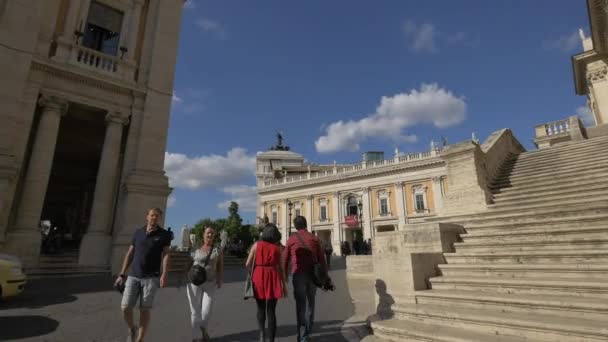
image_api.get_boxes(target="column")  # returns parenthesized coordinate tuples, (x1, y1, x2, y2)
(361, 187, 372, 239)
(54, 0, 84, 62)
(7, 95, 68, 266)
(394, 182, 406, 229)
(126, 0, 144, 61)
(259, 201, 266, 224)
(282, 199, 290, 243)
(331, 192, 341, 254)
(79, 112, 128, 266)
(306, 195, 313, 230)
(431, 177, 444, 215)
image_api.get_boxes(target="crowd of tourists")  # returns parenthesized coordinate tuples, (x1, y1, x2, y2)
(113, 208, 332, 342)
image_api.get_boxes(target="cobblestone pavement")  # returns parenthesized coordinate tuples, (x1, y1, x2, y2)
(0, 258, 354, 342)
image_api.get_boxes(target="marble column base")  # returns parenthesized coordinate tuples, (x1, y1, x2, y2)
(4, 230, 42, 267)
(78, 233, 112, 267)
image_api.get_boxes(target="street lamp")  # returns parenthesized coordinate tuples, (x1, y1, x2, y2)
(288, 200, 293, 235)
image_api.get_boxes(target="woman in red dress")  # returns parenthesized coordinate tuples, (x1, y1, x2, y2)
(246, 223, 287, 342)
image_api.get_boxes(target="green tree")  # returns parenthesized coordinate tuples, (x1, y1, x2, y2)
(225, 201, 243, 239)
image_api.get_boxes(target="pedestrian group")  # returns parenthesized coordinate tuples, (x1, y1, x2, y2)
(114, 208, 331, 342)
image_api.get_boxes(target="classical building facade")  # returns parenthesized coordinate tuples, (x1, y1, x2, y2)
(0, 0, 184, 272)
(256, 137, 449, 252)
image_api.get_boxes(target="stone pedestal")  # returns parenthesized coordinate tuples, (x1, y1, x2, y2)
(440, 141, 492, 215)
(372, 223, 463, 310)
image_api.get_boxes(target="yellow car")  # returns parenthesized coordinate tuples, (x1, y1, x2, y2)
(0, 253, 26, 299)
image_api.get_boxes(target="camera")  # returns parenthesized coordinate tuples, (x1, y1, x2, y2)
(321, 277, 335, 292)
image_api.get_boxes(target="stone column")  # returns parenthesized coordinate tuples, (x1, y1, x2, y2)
(361, 187, 372, 239)
(306, 195, 313, 230)
(282, 199, 290, 243)
(79, 112, 128, 266)
(6, 95, 68, 266)
(431, 177, 444, 215)
(394, 182, 406, 230)
(126, 0, 144, 61)
(332, 192, 341, 253)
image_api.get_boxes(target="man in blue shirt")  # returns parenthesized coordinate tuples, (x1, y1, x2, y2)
(114, 208, 171, 342)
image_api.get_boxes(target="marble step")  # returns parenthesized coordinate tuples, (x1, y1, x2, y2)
(392, 303, 608, 341)
(488, 193, 608, 211)
(499, 150, 608, 175)
(428, 277, 608, 299)
(492, 180, 608, 203)
(459, 213, 608, 230)
(492, 162, 608, 188)
(443, 250, 608, 264)
(461, 225, 608, 243)
(437, 263, 608, 281)
(501, 143, 608, 169)
(514, 135, 608, 161)
(429, 202, 608, 226)
(371, 318, 528, 342)
(416, 289, 608, 320)
(490, 169, 607, 193)
(454, 237, 608, 253)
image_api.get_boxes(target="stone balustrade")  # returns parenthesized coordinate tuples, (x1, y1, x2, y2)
(72, 45, 121, 75)
(534, 115, 587, 149)
(261, 148, 442, 188)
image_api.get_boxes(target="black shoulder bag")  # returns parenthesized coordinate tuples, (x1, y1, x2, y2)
(294, 232, 328, 288)
(188, 247, 213, 286)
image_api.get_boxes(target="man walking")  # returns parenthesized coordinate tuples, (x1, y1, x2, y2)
(283, 216, 327, 342)
(114, 208, 172, 342)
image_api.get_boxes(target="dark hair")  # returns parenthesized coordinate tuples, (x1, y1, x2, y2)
(261, 223, 281, 243)
(293, 216, 307, 230)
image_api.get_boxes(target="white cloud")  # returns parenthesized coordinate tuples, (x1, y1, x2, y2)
(184, 0, 196, 9)
(576, 105, 595, 126)
(164, 148, 256, 190)
(167, 194, 177, 208)
(217, 185, 258, 213)
(172, 91, 183, 105)
(403, 20, 438, 53)
(315, 84, 467, 153)
(171, 88, 207, 115)
(542, 31, 580, 53)
(196, 18, 228, 39)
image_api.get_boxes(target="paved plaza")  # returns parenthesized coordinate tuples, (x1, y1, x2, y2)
(0, 258, 360, 342)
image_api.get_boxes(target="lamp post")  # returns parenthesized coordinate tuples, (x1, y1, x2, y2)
(288, 200, 293, 235)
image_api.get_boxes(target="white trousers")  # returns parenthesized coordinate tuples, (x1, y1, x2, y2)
(186, 281, 216, 339)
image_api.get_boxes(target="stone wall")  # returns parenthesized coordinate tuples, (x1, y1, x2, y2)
(346, 255, 373, 278)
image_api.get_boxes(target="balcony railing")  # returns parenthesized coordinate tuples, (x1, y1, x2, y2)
(72, 45, 121, 75)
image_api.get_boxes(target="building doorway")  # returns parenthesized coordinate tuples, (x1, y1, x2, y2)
(39, 105, 108, 254)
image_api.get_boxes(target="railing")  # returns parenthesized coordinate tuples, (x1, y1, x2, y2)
(543, 119, 570, 136)
(71, 45, 121, 75)
(261, 147, 443, 188)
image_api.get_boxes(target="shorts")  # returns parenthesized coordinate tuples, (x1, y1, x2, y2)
(121, 276, 159, 309)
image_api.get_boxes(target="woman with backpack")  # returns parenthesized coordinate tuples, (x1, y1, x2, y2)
(187, 226, 224, 342)
(245, 223, 287, 342)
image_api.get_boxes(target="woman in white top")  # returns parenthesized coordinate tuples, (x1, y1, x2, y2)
(187, 226, 224, 342)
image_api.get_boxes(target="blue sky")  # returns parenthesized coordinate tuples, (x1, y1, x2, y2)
(164, 0, 592, 234)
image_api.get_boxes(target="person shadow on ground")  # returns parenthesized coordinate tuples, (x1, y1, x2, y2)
(374, 279, 394, 320)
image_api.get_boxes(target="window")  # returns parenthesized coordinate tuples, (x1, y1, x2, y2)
(415, 194, 425, 211)
(347, 196, 359, 216)
(82, 1, 123, 55)
(320, 206, 327, 220)
(271, 205, 278, 224)
(295, 202, 301, 217)
(380, 198, 388, 215)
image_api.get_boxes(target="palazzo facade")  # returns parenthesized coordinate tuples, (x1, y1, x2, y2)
(0, 0, 184, 272)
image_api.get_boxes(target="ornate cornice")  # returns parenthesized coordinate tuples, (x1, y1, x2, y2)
(587, 65, 608, 83)
(258, 158, 445, 194)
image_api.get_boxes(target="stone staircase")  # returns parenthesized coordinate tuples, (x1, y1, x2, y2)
(25, 249, 110, 279)
(370, 136, 608, 341)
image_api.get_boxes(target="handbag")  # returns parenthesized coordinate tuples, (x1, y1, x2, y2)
(294, 232, 328, 288)
(188, 247, 213, 286)
(243, 244, 257, 300)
